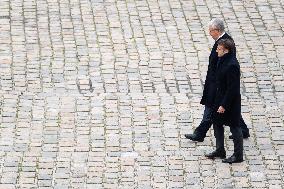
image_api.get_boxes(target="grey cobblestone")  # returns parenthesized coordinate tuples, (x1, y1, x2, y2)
(0, 0, 284, 188)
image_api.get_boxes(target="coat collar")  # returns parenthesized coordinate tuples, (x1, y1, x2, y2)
(216, 33, 228, 42)
(216, 32, 226, 41)
(217, 52, 233, 67)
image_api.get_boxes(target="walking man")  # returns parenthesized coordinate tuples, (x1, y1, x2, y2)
(185, 18, 250, 142)
(205, 38, 243, 163)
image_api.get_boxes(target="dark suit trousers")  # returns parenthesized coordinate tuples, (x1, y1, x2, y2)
(194, 106, 213, 138)
(194, 106, 249, 138)
(213, 122, 243, 158)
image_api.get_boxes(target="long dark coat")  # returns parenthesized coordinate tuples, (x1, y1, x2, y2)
(212, 53, 241, 126)
(200, 33, 235, 107)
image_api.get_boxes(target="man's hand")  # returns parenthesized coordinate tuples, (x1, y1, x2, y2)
(217, 106, 225, 113)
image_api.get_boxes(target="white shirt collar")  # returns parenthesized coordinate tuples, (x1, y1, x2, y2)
(216, 32, 226, 41)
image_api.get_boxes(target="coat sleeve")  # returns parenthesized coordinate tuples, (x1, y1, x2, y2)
(220, 65, 240, 110)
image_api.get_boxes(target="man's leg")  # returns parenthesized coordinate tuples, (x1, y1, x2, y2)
(229, 125, 243, 158)
(213, 123, 225, 152)
(185, 106, 213, 141)
(229, 115, 250, 139)
(193, 106, 213, 138)
(205, 123, 226, 159)
(222, 125, 243, 163)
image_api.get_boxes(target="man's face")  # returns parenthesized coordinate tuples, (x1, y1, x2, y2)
(209, 26, 221, 40)
(216, 45, 228, 57)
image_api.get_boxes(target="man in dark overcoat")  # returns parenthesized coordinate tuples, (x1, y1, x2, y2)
(205, 38, 243, 163)
(185, 18, 250, 142)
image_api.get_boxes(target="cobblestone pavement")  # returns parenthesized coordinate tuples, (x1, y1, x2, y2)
(0, 0, 284, 188)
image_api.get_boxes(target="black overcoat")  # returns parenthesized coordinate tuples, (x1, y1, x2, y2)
(212, 53, 241, 126)
(200, 33, 235, 107)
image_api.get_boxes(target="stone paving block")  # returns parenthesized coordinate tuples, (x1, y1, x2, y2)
(0, 185, 16, 189)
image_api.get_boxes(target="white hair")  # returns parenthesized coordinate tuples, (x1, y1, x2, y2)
(209, 18, 225, 32)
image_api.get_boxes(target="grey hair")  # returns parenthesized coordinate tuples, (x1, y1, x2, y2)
(209, 18, 225, 32)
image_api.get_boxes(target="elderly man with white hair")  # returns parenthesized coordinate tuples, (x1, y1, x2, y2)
(184, 18, 250, 143)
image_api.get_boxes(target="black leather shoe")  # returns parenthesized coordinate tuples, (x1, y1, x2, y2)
(222, 155, 243, 164)
(205, 150, 226, 159)
(184, 134, 204, 142)
(229, 133, 250, 139)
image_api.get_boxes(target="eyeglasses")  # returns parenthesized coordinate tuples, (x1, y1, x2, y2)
(217, 46, 224, 51)
(209, 29, 217, 33)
